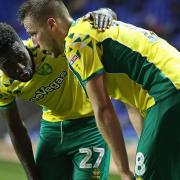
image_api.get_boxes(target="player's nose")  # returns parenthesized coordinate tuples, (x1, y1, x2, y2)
(16, 63, 26, 73)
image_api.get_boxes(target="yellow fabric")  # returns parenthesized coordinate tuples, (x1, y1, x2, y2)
(65, 19, 180, 116)
(105, 73, 154, 117)
(0, 39, 93, 122)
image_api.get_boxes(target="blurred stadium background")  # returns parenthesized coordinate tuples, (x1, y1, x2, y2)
(0, 0, 179, 179)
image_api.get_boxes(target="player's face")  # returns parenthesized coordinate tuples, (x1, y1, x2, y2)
(0, 41, 34, 82)
(23, 16, 61, 57)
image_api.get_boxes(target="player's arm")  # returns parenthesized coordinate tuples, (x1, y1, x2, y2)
(83, 8, 117, 31)
(86, 75, 133, 180)
(65, 35, 132, 179)
(0, 101, 38, 180)
(125, 104, 143, 138)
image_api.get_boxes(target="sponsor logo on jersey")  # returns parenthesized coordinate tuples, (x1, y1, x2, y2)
(30, 71, 67, 102)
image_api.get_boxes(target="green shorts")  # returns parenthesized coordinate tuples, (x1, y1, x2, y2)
(35, 116, 110, 180)
(135, 91, 180, 180)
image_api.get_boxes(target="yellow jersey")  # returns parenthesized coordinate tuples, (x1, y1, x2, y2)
(0, 39, 93, 122)
(65, 19, 180, 116)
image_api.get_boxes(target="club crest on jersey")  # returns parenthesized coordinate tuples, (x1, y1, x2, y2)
(37, 63, 53, 75)
(69, 55, 79, 65)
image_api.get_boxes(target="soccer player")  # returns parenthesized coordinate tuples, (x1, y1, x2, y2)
(19, 0, 180, 180)
(0, 8, 117, 180)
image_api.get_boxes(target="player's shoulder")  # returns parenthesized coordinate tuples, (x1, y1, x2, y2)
(23, 38, 34, 48)
(71, 18, 93, 33)
(23, 38, 39, 57)
(66, 18, 98, 43)
(0, 70, 4, 86)
(22, 39, 49, 65)
(0, 70, 12, 89)
(0, 70, 7, 81)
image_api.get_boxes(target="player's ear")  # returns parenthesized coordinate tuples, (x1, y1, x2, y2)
(47, 18, 57, 31)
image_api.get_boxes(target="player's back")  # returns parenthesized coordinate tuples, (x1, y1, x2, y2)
(65, 18, 180, 112)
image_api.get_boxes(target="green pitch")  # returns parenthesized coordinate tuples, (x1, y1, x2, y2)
(0, 160, 120, 180)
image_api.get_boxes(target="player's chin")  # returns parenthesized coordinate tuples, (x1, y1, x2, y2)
(18, 72, 33, 82)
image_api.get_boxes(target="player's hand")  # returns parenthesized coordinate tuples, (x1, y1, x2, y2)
(83, 9, 113, 31)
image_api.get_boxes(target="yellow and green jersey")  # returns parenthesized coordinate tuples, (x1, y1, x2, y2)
(0, 39, 93, 122)
(65, 18, 180, 116)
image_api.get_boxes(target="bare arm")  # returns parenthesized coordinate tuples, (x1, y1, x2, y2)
(125, 104, 143, 138)
(86, 75, 133, 180)
(1, 101, 38, 180)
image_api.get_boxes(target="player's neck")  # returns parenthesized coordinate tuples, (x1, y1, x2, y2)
(55, 17, 73, 53)
(59, 17, 73, 39)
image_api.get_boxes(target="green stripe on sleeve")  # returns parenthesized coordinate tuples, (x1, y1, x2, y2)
(0, 99, 16, 110)
(83, 68, 105, 83)
(101, 38, 176, 102)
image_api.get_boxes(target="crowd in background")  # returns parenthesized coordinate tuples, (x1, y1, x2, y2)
(66, 0, 180, 50)
(1, 0, 180, 49)
(0, 0, 179, 141)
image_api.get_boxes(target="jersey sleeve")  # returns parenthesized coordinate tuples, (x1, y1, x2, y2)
(0, 87, 15, 109)
(0, 72, 15, 109)
(0, 94, 15, 109)
(65, 33, 105, 84)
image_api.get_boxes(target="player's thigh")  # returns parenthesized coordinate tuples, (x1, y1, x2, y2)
(71, 123, 110, 180)
(156, 102, 180, 180)
(72, 144, 110, 180)
(134, 106, 159, 180)
(35, 120, 72, 180)
(135, 97, 180, 180)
